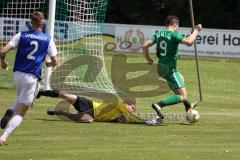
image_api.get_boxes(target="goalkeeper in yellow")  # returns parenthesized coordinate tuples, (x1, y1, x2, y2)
(142, 15, 202, 121)
(37, 89, 141, 123)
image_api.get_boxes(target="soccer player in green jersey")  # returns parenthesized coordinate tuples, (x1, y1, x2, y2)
(142, 15, 202, 121)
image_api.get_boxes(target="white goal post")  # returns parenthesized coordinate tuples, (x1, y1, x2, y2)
(44, 0, 56, 90)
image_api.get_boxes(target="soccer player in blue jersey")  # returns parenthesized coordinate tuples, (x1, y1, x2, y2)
(0, 12, 58, 146)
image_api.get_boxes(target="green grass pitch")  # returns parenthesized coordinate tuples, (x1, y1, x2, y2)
(0, 51, 240, 160)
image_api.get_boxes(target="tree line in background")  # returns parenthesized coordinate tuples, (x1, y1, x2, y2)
(105, 0, 240, 30)
(0, 0, 239, 29)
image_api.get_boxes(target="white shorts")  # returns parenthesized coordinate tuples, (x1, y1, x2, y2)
(14, 71, 39, 107)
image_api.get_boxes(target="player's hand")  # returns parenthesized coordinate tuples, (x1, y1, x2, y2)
(1, 60, 8, 70)
(45, 60, 58, 67)
(45, 61, 52, 67)
(195, 24, 202, 32)
(147, 58, 154, 65)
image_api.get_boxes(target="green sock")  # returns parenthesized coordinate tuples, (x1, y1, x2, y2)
(160, 95, 181, 107)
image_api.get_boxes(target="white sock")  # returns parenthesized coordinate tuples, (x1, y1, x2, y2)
(0, 115, 23, 141)
(154, 103, 162, 110)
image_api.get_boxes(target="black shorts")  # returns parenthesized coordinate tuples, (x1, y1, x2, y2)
(73, 96, 94, 118)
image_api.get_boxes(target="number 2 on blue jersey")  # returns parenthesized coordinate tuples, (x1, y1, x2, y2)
(27, 41, 39, 60)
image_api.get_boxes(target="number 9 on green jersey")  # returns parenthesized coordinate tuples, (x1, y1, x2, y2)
(151, 30, 185, 69)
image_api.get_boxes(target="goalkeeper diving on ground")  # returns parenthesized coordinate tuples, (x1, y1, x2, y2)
(36, 89, 146, 124)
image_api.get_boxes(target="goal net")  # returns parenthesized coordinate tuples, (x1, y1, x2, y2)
(0, 0, 47, 46)
(0, 0, 116, 94)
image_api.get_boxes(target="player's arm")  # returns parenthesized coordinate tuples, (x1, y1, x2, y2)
(46, 38, 58, 67)
(182, 24, 202, 46)
(0, 44, 12, 70)
(142, 39, 154, 65)
(0, 32, 20, 70)
(0, 44, 12, 58)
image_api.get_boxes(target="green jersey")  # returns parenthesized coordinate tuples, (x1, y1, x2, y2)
(151, 30, 185, 69)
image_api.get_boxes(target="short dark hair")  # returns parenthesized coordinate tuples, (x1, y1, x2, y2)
(165, 15, 179, 26)
(31, 12, 45, 25)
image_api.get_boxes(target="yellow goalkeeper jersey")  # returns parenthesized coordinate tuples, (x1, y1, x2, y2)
(92, 102, 133, 122)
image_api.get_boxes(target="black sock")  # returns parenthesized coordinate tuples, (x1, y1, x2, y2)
(156, 101, 166, 108)
(183, 100, 191, 111)
(40, 89, 59, 98)
(152, 102, 165, 119)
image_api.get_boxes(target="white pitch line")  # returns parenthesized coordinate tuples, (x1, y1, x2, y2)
(200, 112, 240, 117)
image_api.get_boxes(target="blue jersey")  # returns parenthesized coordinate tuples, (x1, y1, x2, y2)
(13, 30, 51, 80)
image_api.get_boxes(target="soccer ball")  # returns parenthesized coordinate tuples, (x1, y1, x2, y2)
(186, 109, 200, 123)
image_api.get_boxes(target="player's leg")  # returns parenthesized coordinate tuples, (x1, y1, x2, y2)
(58, 90, 78, 105)
(152, 71, 184, 118)
(36, 89, 83, 113)
(36, 89, 59, 98)
(1, 108, 14, 129)
(152, 72, 197, 116)
(173, 87, 198, 111)
(46, 94, 94, 123)
(1, 99, 30, 129)
(174, 73, 198, 111)
(47, 110, 93, 123)
(71, 96, 94, 118)
(173, 86, 188, 108)
(56, 91, 92, 115)
(0, 72, 38, 145)
(0, 104, 28, 146)
(37, 89, 94, 118)
(1, 74, 24, 129)
(176, 73, 191, 111)
(152, 94, 182, 119)
(0, 71, 36, 129)
(36, 89, 78, 105)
